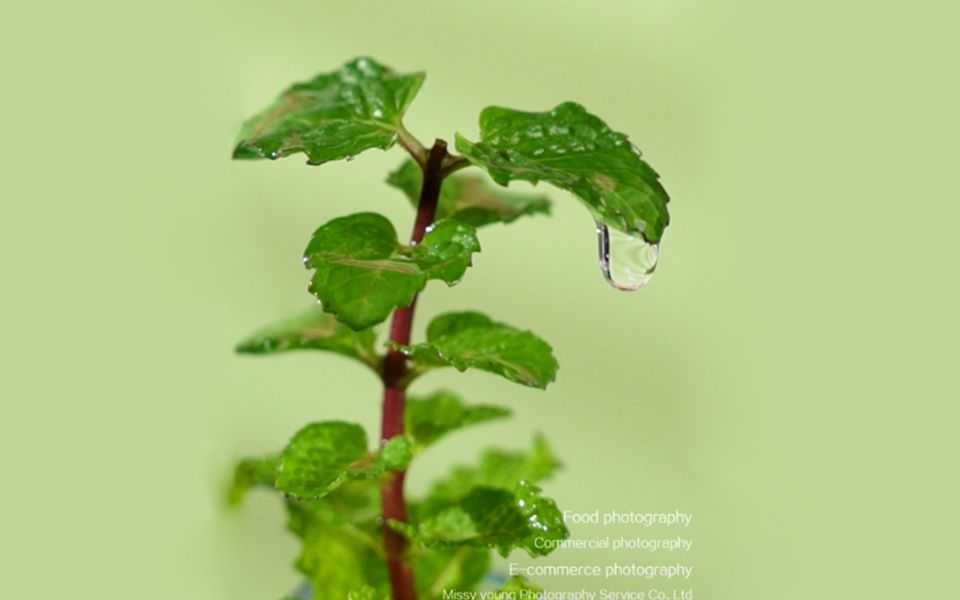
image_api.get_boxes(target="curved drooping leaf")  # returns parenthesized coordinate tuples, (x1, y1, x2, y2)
(395, 482, 568, 558)
(456, 102, 670, 243)
(235, 306, 379, 368)
(394, 312, 557, 389)
(228, 454, 278, 505)
(277, 421, 412, 499)
(233, 57, 424, 165)
(387, 159, 551, 227)
(304, 213, 480, 330)
(406, 390, 510, 448)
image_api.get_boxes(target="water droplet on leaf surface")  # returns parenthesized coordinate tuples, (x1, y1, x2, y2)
(596, 221, 659, 291)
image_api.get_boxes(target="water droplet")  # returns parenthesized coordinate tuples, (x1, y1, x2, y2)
(596, 221, 659, 291)
(344, 155, 354, 162)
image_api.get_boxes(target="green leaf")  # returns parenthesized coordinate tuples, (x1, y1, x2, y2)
(414, 547, 490, 598)
(406, 390, 510, 448)
(495, 577, 542, 595)
(347, 588, 390, 600)
(322, 481, 383, 523)
(379, 436, 414, 470)
(456, 102, 670, 243)
(401, 436, 563, 557)
(387, 159, 551, 227)
(304, 213, 480, 330)
(286, 499, 389, 598)
(395, 311, 557, 389)
(235, 306, 379, 368)
(277, 421, 412, 499)
(422, 435, 561, 507)
(233, 57, 424, 166)
(398, 482, 568, 558)
(228, 454, 278, 505)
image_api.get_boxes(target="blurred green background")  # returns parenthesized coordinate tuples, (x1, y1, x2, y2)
(1, 0, 957, 598)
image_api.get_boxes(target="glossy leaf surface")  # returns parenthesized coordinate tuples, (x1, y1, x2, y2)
(304, 213, 480, 330)
(277, 421, 412, 499)
(235, 306, 378, 368)
(233, 57, 424, 165)
(395, 312, 557, 389)
(387, 159, 551, 227)
(406, 390, 510, 448)
(456, 102, 670, 242)
(400, 436, 563, 557)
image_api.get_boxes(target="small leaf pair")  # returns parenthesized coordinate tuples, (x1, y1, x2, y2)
(303, 212, 480, 330)
(237, 307, 559, 390)
(234, 57, 669, 242)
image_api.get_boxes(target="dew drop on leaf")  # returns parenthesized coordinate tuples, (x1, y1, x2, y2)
(596, 221, 659, 291)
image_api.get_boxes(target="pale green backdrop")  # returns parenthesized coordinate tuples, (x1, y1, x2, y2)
(1, 1, 957, 598)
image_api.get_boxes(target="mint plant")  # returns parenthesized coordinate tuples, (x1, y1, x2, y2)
(228, 57, 670, 600)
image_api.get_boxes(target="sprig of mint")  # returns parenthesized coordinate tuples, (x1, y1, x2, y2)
(228, 57, 671, 600)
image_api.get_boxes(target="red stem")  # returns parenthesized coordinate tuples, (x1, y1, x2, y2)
(381, 139, 448, 600)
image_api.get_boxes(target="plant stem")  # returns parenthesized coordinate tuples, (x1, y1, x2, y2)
(380, 138, 449, 600)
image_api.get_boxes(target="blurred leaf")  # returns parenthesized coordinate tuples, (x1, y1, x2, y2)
(414, 547, 490, 598)
(387, 159, 551, 227)
(322, 481, 383, 523)
(395, 311, 557, 389)
(304, 213, 479, 330)
(421, 435, 560, 509)
(228, 454, 278, 505)
(406, 390, 510, 448)
(396, 482, 568, 558)
(378, 435, 414, 470)
(346, 587, 391, 600)
(456, 102, 670, 243)
(286, 499, 389, 599)
(495, 577, 542, 595)
(277, 421, 412, 499)
(233, 57, 424, 165)
(235, 306, 379, 368)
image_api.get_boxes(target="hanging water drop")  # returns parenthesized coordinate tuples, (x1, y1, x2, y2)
(596, 221, 659, 291)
